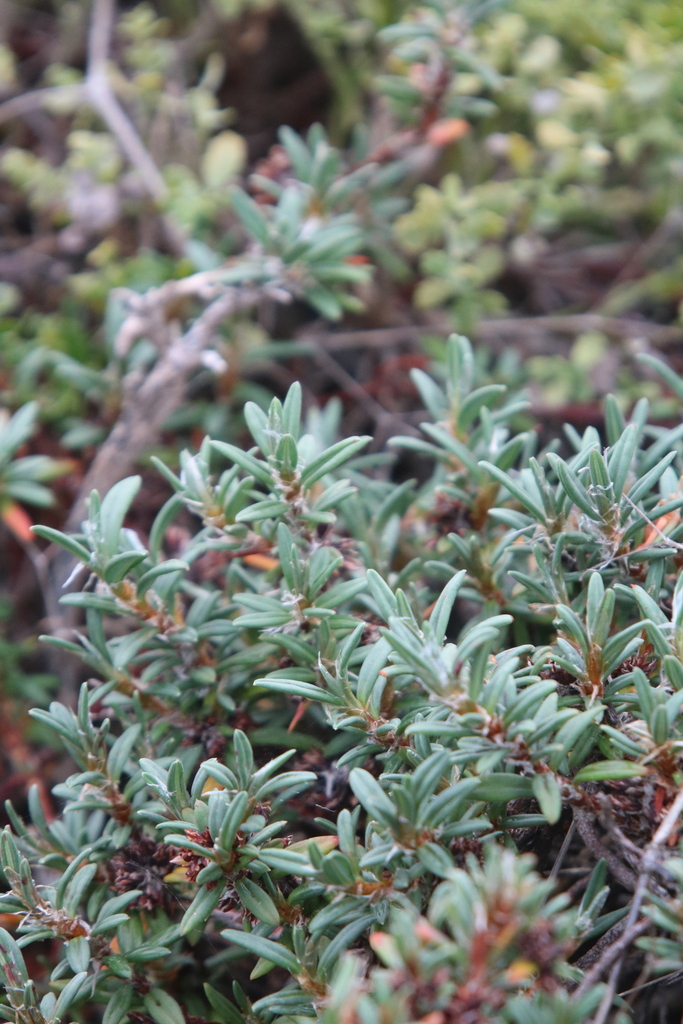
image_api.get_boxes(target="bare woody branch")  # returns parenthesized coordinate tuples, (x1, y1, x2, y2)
(61, 269, 277, 541)
(85, 0, 168, 203)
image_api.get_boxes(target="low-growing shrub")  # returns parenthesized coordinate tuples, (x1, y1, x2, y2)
(3, 336, 683, 1022)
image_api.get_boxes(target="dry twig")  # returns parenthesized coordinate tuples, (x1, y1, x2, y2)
(548, 819, 577, 883)
(61, 269, 271, 538)
(574, 918, 650, 992)
(580, 786, 683, 1024)
(574, 808, 639, 893)
(0, 0, 184, 250)
(0, 0, 164, 199)
(311, 347, 422, 443)
(0, 84, 86, 125)
(474, 314, 683, 351)
(302, 314, 683, 356)
(85, 0, 168, 203)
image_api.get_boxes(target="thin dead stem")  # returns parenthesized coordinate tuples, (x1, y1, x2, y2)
(0, 0, 184, 251)
(0, 85, 86, 124)
(300, 315, 683, 356)
(311, 346, 422, 442)
(549, 818, 576, 883)
(86, 0, 168, 202)
(621, 493, 683, 552)
(580, 786, 683, 1023)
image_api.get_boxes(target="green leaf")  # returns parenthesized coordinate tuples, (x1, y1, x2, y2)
(349, 768, 398, 826)
(54, 971, 89, 1019)
(96, 891, 141, 922)
(99, 476, 142, 558)
(366, 569, 399, 621)
(202, 131, 246, 187)
(235, 879, 280, 926)
(479, 462, 546, 522)
(548, 455, 600, 521)
(607, 423, 637, 500)
(573, 761, 648, 782)
(282, 382, 302, 439)
(0, 928, 28, 984)
(279, 125, 313, 179)
(0, 402, 37, 464)
(30, 525, 91, 563)
(64, 861, 98, 916)
(532, 773, 562, 824)
(628, 451, 677, 504)
(136, 559, 189, 597)
(637, 353, 683, 402)
(429, 570, 466, 644)
(230, 187, 270, 246)
(102, 986, 133, 1024)
(218, 790, 249, 851)
(106, 723, 141, 781)
(211, 440, 273, 486)
(180, 883, 225, 936)
(125, 945, 172, 963)
(144, 990, 187, 1024)
(457, 384, 505, 432)
(474, 773, 534, 802)
(221, 929, 300, 974)
(300, 436, 371, 487)
(55, 847, 93, 909)
(254, 677, 346, 704)
(256, 848, 317, 874)
(318, 913, 375, 975)
(204, 983, 245, 1024)
(410, 368, 447, 420)
(356, 636, 392, 705)
(424, 424, 481, 477)
(305, 284, 342, 320)
(103, 550, 147, 584)
(66, 936, 90, 974)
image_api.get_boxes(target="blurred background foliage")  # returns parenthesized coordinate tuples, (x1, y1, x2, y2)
(2, 0, 683, 440)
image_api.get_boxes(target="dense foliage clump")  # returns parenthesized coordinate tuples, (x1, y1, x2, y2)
(4, 336, 683, 1023)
